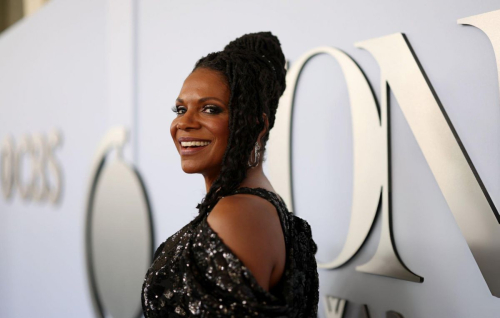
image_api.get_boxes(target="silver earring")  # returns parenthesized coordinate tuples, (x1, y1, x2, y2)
(248, 142, 261, 168)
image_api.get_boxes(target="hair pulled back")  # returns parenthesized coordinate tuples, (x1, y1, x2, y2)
(193, 31, 287, 216)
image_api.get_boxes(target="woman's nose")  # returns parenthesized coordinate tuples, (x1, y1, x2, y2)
(176, 110, 201, 130)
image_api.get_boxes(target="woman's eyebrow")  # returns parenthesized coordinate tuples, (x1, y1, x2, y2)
(176, 97, 227, 106)
(198, 97, 226, 105)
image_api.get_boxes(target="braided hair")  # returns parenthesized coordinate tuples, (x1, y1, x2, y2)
(193, 31, 287, 216)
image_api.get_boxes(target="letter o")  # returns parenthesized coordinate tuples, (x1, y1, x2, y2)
(266, 47, 382, 268)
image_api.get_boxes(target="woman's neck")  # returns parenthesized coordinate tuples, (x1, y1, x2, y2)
(203, 163, 275, 193)
(238, 164, 275, 192)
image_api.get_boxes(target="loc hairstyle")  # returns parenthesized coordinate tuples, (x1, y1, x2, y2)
(193, 31, 287, 216)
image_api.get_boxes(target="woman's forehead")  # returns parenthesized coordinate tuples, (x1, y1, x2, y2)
(179, 68, 229, 101)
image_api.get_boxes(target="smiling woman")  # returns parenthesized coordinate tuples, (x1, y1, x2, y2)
(170, 68, 230, 180)
(141, 32, 319, 317)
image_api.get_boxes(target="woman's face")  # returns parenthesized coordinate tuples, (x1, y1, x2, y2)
(170, 67, 230, 177)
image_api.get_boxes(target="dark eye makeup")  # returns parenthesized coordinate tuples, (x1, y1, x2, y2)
(202, 105, 223, 114)
(171, 105, 186, 114)
(171, 104, 223, 115)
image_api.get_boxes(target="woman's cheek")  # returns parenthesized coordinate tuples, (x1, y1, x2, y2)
(170, 120, 178, 140)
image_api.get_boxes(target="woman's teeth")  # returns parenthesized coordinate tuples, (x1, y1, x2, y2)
(181, 141, 211, 147)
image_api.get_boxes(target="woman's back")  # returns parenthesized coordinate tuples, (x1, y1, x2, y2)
(141, 187, 319, 317)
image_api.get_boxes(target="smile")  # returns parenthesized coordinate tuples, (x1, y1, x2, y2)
(178, 139, 212, 155)
(180, 141, 211, 147)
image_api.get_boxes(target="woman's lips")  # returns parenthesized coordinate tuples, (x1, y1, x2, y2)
(179, 143, 210, 155)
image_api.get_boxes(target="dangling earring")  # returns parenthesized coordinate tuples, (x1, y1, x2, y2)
(248, 142, 261, 168)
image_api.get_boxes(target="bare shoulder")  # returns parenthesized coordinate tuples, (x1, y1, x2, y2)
(208, 194, 280, 230)
(206, 193, 285, 291)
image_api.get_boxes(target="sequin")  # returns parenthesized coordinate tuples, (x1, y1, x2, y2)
(140, 187, 319, 317)
(175, 306, 186, 316)
(189, 300, 201, 315)
(164, 290, 173, 299)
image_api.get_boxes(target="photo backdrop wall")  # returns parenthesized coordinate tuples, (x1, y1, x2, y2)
(1, 0, 500, 317)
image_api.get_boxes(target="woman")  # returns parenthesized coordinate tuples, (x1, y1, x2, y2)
(141, 32, 319, 317)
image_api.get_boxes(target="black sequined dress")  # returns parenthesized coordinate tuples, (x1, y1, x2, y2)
(141, 187, 319, 317)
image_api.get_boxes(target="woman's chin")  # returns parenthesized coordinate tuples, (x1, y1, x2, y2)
(180, 162, 203, 174)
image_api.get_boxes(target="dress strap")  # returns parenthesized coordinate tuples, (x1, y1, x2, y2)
(227, 187, 283, 206)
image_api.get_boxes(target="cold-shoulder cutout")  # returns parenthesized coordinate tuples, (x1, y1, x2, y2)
(207, 192, 286, 292)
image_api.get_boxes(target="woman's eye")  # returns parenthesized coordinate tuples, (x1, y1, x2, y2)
(203, 105, 222, 114)
(171, 105, 186, 114)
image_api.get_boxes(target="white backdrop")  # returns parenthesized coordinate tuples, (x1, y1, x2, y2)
(0, 1, 108, 317)
(1, 0, 500, 317)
